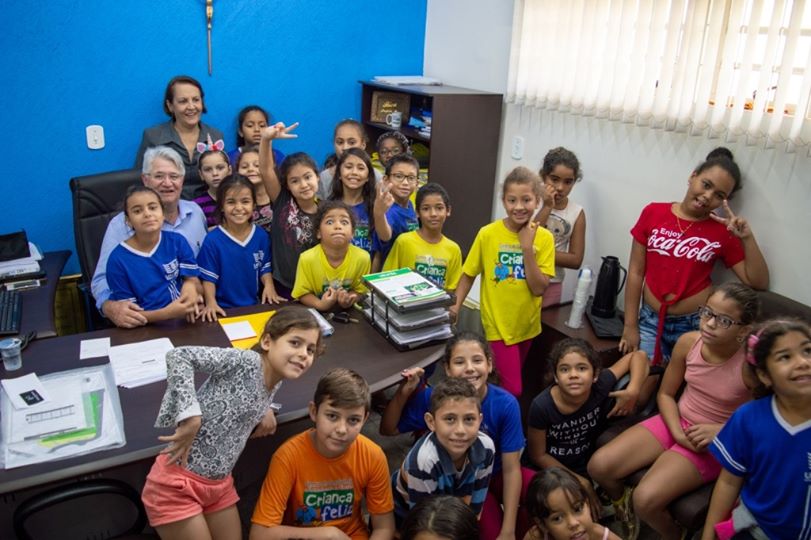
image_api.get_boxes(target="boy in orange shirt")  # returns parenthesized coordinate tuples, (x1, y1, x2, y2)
(250, 368, 395, 540)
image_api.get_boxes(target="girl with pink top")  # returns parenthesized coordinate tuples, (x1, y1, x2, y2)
(587, 282, 759, 540)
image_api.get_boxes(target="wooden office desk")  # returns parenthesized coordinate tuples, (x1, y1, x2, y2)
(17, 250, 70, 339)
(539, 303, 623, 365)
(0, 305, 443, 535)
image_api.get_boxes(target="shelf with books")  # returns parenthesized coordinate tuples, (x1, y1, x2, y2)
(360, 81, 502, 254)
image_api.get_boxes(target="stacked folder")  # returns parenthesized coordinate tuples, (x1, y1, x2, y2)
(362, 268, 454, 350)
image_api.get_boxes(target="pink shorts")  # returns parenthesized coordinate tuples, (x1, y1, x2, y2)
(141, 454, 239, 527)
(639, 414, 721, 482)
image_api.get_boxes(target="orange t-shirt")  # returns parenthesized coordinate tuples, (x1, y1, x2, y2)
(251, 429, 394, 539)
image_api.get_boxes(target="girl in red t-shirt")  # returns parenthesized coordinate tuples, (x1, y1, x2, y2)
(619, 147, 768, 370)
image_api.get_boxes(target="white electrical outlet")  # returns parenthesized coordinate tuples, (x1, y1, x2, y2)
(86, 125, 105, 150)
(511, 135, 524, 160)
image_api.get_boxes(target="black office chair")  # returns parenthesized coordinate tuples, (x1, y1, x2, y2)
(13, 479, 156, 539)
(70, 168, 142, 330)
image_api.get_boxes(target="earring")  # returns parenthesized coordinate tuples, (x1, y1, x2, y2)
(737, 335, 744, 343)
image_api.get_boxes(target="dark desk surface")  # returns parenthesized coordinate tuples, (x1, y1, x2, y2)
(541, 302, 622, 355)
(0, 304, 443, 494)
(18, 250, 70, 339)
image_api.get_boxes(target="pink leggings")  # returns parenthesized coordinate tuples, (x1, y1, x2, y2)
(489, 339, 533, 398)
(479, 466, 536, 540)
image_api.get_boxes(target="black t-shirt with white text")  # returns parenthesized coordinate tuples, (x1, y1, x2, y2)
(528, 369, 617, 476)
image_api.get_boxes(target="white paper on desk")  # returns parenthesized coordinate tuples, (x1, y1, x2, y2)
(220, 321, 257, 341)
(7, 378, 88, 443)
(1, 373, 51, 410)
(79, 337, 111, 360)
(108, 338, 174, 388)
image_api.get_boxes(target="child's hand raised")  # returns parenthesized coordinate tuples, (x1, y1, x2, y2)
(159, 415, 202, 467)
(397, 367, 425, 397)
(260, 121, 299, 141)
(518, 220, 538, 250)
(541, 183, 557, 207)
(710, 200, 752, 239)
(374, 181, 395, 214)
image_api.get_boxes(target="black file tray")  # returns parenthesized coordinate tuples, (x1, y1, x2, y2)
(363, 289, 455, 351)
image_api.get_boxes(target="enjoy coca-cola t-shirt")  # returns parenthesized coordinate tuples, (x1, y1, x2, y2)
(631, 202, 744, 303)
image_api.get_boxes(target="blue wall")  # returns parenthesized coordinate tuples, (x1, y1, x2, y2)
(1, 1, 426, 275)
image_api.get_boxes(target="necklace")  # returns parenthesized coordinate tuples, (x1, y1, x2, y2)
(675, 215, 695, 236)
(673, 203, 697, 236)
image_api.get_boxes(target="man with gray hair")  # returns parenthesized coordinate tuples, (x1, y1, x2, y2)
(91, 146, 207, 328)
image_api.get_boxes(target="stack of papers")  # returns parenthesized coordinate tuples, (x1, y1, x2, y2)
(373, 75, 442, 86)
(0, 242, 42, 280)
(219, 311, 274, 349)
(366, 304, 449, 331)
(364, 308, 453, 348)
(362, 268, 453, 349)
(108, 338, 174, 388)
(1, 364, 126, 469)
(364, 268, 451, 310)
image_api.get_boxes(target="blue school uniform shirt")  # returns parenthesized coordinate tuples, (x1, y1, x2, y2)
(91, 200, 207, 309)
(197, 225, 272, 308)
(398, 383, 525, 472)
(106, 231, 199, 310)
(392, 430, 496, 522)
(351, 202, 373, 255)
(710, 396, 811, 540)
(372, 201, 418, 262)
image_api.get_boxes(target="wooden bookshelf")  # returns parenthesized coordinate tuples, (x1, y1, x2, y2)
(360, 81, 503, 253)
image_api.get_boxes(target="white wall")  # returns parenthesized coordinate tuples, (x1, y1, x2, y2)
(424, 0, 811, 306)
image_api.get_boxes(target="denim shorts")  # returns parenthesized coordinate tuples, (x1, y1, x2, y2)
(638, 303, 699, 363)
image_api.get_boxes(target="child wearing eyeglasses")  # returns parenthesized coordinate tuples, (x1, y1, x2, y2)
(371, 154, 421, 271)
(375, 131, 411, 170)
(588, 282, 759, 540)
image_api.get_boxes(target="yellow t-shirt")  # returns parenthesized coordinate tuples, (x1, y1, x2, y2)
(292, 244, 371, 300)
(251, 430, 394, 539)
(462, 220, 555, 345)
(381, 231, 463, 291)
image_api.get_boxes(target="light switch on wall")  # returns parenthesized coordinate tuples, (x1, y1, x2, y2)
(86, 125, 105, 150)
(511, 135, 524, 160)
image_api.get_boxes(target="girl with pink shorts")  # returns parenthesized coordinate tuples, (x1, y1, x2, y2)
(141, 306, 323, 540)
(587, 282, 760, 540)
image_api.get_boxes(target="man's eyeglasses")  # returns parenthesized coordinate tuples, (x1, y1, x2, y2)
(697, 306, 744, 329)
(390, 172, 418, 184)
(149, 173, 183, 183)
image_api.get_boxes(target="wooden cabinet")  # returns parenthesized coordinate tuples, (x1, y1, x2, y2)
(360, 81, 503, 253)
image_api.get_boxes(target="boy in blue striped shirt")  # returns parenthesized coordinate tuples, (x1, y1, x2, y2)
(392, 377, 496, 525)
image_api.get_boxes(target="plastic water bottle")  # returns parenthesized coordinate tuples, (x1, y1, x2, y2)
(566, 267, 593, 329)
